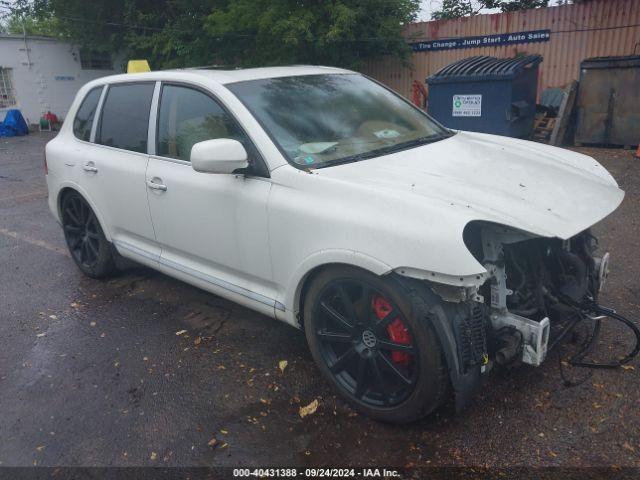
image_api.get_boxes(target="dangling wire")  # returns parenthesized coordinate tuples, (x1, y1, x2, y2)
(552, 296, 640, 380)
(569, 302, 640, 368)
(554, 313, 595, 387)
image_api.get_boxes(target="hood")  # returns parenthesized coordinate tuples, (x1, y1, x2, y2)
(316, 131, 624, 239)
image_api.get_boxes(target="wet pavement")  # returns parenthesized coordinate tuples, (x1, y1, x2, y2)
(0, 132, 639, 468)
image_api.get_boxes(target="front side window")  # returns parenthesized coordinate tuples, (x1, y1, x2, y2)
(227, 74, 452, 168)
(157, 85, 246, 161)
(97, 83, 154, 153)
(73, 87, 102, 141)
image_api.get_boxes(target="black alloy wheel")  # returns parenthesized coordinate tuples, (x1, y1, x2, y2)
(313, 279, 419, 407)
(304, 266, 448, 423)
(61, 191, 116, 278)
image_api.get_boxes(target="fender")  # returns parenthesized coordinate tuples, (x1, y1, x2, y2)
(278, 248, 392, 326)
(54, 180, 114, 242)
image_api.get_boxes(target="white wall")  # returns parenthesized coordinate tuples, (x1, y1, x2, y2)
(0, 35, 123, 125)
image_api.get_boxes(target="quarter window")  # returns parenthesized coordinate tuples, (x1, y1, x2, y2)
(157, 85, 246, 161)
(73, 87, 102, 141)
(97, 83, 154, 153)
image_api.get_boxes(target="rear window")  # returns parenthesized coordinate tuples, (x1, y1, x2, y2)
(97, 83, 154, 153)
(73, 87, 102, 141)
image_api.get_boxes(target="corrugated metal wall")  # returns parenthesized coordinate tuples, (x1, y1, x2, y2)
(361, 0, 640, 100)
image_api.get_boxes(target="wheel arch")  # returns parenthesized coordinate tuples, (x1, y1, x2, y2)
(292, 258, 485, 413)
(56, 183, 113, 241)
(284, 249, 392, 328)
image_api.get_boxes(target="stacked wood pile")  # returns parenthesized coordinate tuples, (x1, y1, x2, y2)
(531, 80, 578, 146)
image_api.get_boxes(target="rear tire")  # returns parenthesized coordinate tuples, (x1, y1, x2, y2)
(303, 266, 448, 423)
(61, 191, 116, 278)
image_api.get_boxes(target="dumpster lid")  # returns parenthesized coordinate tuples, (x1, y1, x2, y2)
(427, 55, 542, 84)
(581, 55, 640, 70)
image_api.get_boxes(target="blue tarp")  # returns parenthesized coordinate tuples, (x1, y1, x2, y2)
(0, 109, 29, 137)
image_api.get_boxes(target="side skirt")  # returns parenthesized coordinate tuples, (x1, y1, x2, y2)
(114, 239, 285, 317)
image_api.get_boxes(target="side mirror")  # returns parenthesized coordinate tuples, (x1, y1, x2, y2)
(190, 139, 249, 174)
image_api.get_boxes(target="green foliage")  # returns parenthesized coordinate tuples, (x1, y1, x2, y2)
(432, 0, 477, 20)
(493, 0, 548, 12)
(432, 0, 548, 20)
(204, 0, 420, 67)
(4, 13, 65, 37)
(17, 0, 420, 69)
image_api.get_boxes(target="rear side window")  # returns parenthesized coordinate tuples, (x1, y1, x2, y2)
(157, 85, 246, 161)
(73, 87, 102, 141)
(97, 83, 154, 153)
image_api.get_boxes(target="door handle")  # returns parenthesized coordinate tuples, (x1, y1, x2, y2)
(83, 162, 98, 173)
(147, 178, 167, 192)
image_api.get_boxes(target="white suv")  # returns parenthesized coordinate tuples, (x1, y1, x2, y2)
(45, 66, 623, 423)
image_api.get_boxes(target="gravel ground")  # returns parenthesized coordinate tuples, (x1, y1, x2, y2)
(0, 132, 638, 469)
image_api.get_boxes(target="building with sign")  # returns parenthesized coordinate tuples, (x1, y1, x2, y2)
(0, 34, 122, 125)
(361, 0, 640, 101)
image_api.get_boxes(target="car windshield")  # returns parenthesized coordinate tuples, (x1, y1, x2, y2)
(226, 73, 452, 168)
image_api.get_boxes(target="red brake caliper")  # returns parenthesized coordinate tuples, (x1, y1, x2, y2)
(371, 295, 412, 366)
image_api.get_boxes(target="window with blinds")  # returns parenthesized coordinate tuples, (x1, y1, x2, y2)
(0, 68, 17, 109)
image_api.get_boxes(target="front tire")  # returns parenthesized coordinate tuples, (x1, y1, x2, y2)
(61, 191, 116, 278)
(304, 266, 448, 423)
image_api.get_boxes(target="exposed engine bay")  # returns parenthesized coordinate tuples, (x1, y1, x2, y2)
(459, 222, 637, 370)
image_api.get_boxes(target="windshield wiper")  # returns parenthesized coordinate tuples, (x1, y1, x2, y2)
(313, 133, 454, 169)
(374, 134, 450, 155)
(313, 150, 379, 168)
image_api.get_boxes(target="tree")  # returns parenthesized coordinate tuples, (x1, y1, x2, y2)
(3, 12, 65, 37)
(204, 0, 422, 67)
(494, 0, 548, 12)
(431, 0, 478, 20)
(432, 0, 548, 20)
(16, 0, 421, 69)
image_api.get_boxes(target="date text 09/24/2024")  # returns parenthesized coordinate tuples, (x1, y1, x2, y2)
(232, 468, 400, 477)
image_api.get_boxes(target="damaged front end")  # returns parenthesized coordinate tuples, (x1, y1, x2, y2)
(466, 222, 608, 367)
(421, 222, 613, 410)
